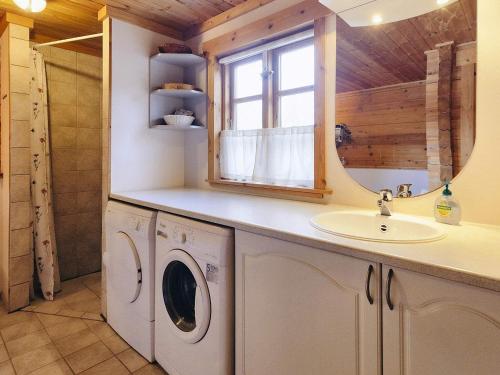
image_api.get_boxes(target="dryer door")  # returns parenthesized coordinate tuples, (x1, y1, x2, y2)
(108, 231, 142, 303)
(161, 249, 211, 344)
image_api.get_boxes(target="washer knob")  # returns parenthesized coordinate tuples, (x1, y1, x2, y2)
(181, 233, 187, 244)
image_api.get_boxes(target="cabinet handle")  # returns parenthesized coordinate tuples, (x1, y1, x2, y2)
(386, 268, 394, 310)
(365, 265, 374, 305)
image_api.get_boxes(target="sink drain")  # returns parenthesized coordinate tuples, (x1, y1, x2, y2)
(380, 224, 389, 233)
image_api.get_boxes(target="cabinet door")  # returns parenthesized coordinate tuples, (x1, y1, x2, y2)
(382, 265, 500, 375)
(236, 230, 380, 375)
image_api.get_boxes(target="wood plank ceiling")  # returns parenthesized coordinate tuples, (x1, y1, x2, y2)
(336, 0, 477, 93)
(0, 0, 248, 54)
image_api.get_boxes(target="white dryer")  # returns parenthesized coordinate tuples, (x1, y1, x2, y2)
(104, 201, 157, 361)
(155, 212, 234, 375)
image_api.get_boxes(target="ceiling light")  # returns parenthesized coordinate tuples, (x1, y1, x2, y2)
(13, 0, 47, 12)
(437, 0, 450, 5)
(372, 14, 383, 25)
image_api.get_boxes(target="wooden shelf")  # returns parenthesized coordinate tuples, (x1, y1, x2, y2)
(151, 124, 207, 131)
(150, 53, 206, 67)
(151, 89, 205, 99)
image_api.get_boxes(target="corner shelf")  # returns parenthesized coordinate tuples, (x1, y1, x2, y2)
(150, 124, 207, 131)
(151, 89, 205, 99)
(150, 53, 206, 67)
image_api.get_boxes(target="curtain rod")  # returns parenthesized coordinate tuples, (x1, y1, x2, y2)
(33, 33, 103, 48)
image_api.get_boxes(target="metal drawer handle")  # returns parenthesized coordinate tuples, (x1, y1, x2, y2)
(156, 230, 168, 239)
(386, 268, 394, 310)
(365, 265, 374, 305)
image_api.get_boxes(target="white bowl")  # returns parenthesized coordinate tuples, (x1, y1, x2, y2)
(164, 115, 195, 127)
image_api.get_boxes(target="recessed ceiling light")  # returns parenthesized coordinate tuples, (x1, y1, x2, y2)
(13, 0, 47, 12)
(372, 14, 383, 25)
(437, 0, 450, 5)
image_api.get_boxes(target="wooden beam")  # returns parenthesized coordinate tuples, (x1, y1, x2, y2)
(184, 0, 275, 40)
(97, 5, 183, 41)
(425, 42, 454, 190)
(0, 12, 33, 35)
(202, 0, 332, 56)
(314, 17, 326, 190)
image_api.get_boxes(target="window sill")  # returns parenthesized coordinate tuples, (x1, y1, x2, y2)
(209, 179, 332, 199)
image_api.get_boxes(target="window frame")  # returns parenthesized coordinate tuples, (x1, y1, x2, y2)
(205, 16, 330, 199)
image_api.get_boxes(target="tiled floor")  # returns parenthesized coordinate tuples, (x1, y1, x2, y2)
(0, 273, 166, 374)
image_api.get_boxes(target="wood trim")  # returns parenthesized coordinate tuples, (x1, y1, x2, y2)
(30, 33, 101, 56)
(0, 12, 34, 35)
(202, 0, 332, 56)
(97, 6, 183, 41)
(184, 0, 276, 40)
(209, 179, 331, 199)
(314, 18, 327, 190)
(207, 55, 223, 181)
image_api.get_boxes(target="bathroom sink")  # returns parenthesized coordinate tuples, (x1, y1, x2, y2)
(310, 210, 446, 243)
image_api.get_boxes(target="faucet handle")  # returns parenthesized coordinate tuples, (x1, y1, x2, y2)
(397, 184, 413, 198)
(379, 189, 393, 201)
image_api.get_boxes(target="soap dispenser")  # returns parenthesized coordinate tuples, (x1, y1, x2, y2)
(434, 183, 461, 225)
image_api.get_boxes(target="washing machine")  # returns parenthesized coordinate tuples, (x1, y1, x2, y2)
(104, 201, 157, 361)
(155, 212, 234, 375)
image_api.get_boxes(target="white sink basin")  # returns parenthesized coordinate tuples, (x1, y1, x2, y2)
(311, 210, 446, 243)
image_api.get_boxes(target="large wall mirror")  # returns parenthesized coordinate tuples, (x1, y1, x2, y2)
(335, 0, 477, 197)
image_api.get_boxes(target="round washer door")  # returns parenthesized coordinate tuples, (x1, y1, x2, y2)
(161, 249, 211, 344)
(108, 231, 142, 303)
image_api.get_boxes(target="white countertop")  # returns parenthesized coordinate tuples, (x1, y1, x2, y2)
(111, 188, 500, 292)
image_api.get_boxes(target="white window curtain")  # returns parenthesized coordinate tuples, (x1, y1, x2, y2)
(220, 126, 314, 188)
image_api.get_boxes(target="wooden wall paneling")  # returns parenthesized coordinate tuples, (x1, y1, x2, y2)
(184, 0, 276, 39)
(336, 81, 427, 170)
(202, 0, 332, 56)
(425, 42, 454, 190)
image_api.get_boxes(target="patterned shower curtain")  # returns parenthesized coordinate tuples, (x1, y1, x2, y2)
(30, 50, 61, 300)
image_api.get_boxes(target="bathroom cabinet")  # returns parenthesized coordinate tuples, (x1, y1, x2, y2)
(382, 265, 500, 375)
(235, 230, 380, 375)
(236, 231, 500, 375)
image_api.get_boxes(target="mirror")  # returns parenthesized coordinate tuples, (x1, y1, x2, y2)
(335, 0, 477, 197)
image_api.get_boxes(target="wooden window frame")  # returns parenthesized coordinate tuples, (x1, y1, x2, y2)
(204, 4, 331, 199)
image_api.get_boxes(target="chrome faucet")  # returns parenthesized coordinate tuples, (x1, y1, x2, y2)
(378, 189, 393, 216)
(397, 184, 413, 198)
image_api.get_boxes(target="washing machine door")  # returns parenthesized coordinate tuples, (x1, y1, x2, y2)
(108, 231, 142, 303)
(161, 249, 211, 344)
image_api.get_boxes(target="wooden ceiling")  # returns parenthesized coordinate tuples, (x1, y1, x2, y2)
(336, 0, 477, 93)
(0, 0, 257, 55)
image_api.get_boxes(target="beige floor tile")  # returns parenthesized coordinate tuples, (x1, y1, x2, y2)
(102, 334, 130, 355)
(65, 341, 113, 374)
(0, 312, 34, 329)
(61, 288, 97, 305)
(0, 344, 9, 362)
(80, 357, 129, 375)
(57, 309, 85, 318)
(36, 314, 74, 328)
(66, 297, 101, 314)
(6, 330, 51, 358)
(81, 312, 103, 321)
(81, 273, 101, 286)
(54, 328, 100, 357)
(133, 363, 168, 375)
(11, 343, 61, 375)
(0, 317, 43, 342)
(85, 321, 116, 340)
(87, 282, 102, 298)
(117, 348, 148, 373)
(0, 360, 15, 375)
(32, 299, 68, 315)
(28, 358, 73, 375)
(45, 318, 87, 341)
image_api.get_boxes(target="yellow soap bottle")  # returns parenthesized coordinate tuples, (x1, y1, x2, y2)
(434, 184, 461, 225)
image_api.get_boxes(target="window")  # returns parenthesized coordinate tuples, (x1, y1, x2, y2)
(204, 17, 329, 199)
(225, 37, 315, 130)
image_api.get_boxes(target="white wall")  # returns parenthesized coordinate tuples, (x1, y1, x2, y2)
(186, 0, 500, 226)
(110, 19, 185, 193)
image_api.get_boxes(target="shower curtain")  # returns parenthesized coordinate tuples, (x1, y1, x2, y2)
(30, 49, 61, 300)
